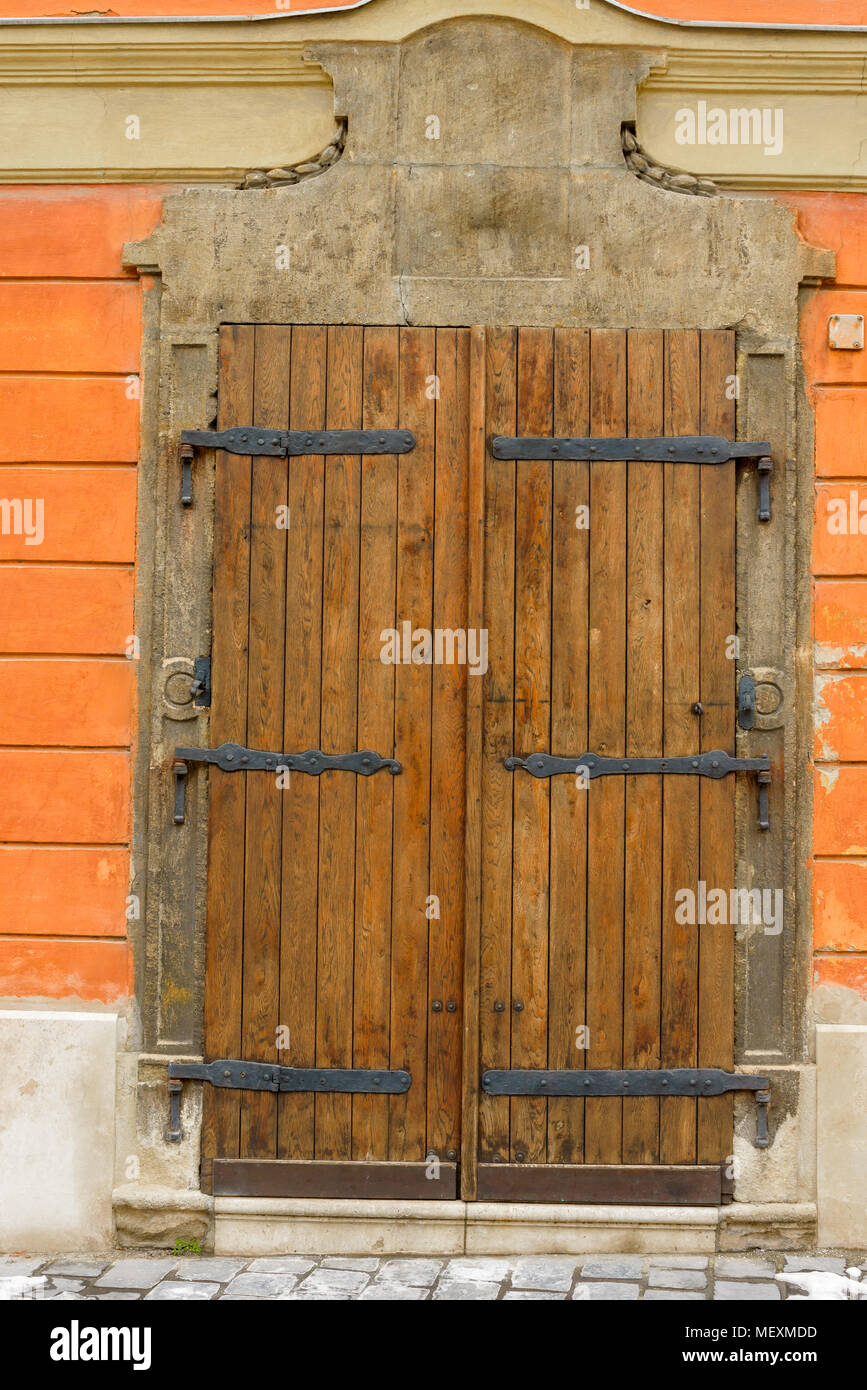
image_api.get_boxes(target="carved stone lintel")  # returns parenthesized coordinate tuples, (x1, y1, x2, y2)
(622, 124, 718, 198)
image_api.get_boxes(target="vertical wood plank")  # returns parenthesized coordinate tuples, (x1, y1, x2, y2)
(623, 329, 664, 1164)
(315, 325, 362, 1159)
(353, 327, 399, 1160)
(202, 325, 254, 1179)
(461, 325, 486, 1199)
(428, 328, 469, 1158)
(389, 328, 435, 1161)
(698, 329, 736, 1164)
(661, 329, 701, 1164)
(511, 327, 553, 1163)
(547, 329, 590, 1163)
(239, 325, 290, 1159)
(278, 325, 326, 1159)
(478, 327, 517, 1163)
(585, 329, 627, 1164)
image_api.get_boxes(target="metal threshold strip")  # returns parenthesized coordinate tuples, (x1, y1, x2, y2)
(491, 434, 773, 520)
(482, 1068, 771, 1148)
(505, 749, 772, 830)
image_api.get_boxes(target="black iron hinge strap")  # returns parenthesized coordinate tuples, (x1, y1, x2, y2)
(180, 427, 416, 506)
(170, 1059, 411, 1095)
(482, 1068, 771, 1148)
(491, 435, 773, 521)
(505, 749, 771, 831)
(172, 743, 401, 823)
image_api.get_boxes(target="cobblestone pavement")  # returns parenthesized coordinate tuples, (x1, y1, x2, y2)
(2, 1251, 865, 1301)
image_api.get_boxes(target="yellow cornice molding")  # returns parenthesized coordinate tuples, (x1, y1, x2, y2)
(0, 39, 329, 84)
(644, 47, 867, 93)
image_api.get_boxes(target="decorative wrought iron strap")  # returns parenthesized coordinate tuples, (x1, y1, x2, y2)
(491, 435, 769, 463)
(176, 741, 401, 776)
(482, 1068, 771, 1147)
(182, 427, 416, 457)
(481, 1068, 768, 1097)
(172, 743, 401, 823)
(180, 427, 416, 505)
(504, 750, 769, 780)
(169, 1059, 411, 1094)
(490, 434, 773, 521)
(505, 749, 772, 831)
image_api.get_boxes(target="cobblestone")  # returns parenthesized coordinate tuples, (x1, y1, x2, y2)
(1, 1249, 863, 1301)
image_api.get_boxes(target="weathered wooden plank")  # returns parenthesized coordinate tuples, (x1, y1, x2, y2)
(202, 325, 254, 1180)
(213, 1159, 457, 1200)
(476, 1163, 722, 1204)
(478, 327, 517, 1164)
(278, 325, 326, 1160)
(353, 326, 399, 1160)
(511, 327, 553, 1164)
(461, 325, 487, 1200)
(388, 328, 435, 1161)
(315, 325, 363, 1159)
(548, 327, 590, 1164)
(623, 329, 664, 1165)
(585, 329, 627, 1165)
(698, 329, 737, 1164)
(428, 328, 469, 1160)
(661, 329, 702, 1165)
(239, 325, 290, 1159)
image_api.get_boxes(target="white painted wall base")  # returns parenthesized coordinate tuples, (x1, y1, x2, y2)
(817, 1023, 867, 1247)
(0, 1009, 117, 1252)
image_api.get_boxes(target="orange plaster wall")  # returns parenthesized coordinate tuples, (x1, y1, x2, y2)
(783, 192, 867, 1001)
(0, 186, 164, 1004)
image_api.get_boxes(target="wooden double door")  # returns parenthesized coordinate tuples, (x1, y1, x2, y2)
(200, 323, 738, 1204)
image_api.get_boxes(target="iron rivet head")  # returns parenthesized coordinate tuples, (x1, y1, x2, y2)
(692, 702, 704, 716)
(241, 756, 249, 764)
(223, 1069, 231, 1078)
(379, 435, 386, 445)
(240, 1071, 246, 1079)
(584, 1079, 590, 1087)
(540, 1079, 547, 1088)
(662, 1079, 669, 1087)
(692, 759, 699, 768)
(515, 1151, 526, 1163)
(305, 435, 313, 446)
(668, 446, 675, 454)
(661, 760, 667, 769)
(590, 445, 597, 453)
(697, 447, 703, 454)
(623, 762, 630, 771)
(446, 999, 457, 1013)
(712, 759, 719, 768)
(446, 1149, 457, 1161)
(690, 1079, 697, 1087)
(494, 1000, 505, 1012)
(513, 1000, 524, 1012)
(241, 434, 248, 442)
(226, 753, 234, 762)
(257, 437, 265, 445)
(432, 1000, 443, 1012)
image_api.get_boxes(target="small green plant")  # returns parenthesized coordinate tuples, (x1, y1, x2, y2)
(172, 1237, 202, 1256)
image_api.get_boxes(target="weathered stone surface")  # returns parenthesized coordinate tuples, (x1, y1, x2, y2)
(96, 1259, 176, 1290)
(0, 1258, 45, 1276)
(113, 1183, 213, 1251)
(574, 1281, 640, 1300)
(433, 1280, 500, 1300)
(649, 1256, 709, 1270)
(648, 1268, 707, 1290)
(321, 1256, 379, 1272)
(643, 1290, 706, 1301)
(358, 1283, 427, 1300)
(298, 1268, 370, 1294)
(246, 1257, 316, 1275)
(580, 1257, 645, 1280)
(783, 1255, 847, 1274)
(715, 1280, 781, 1300)
(440, 1258, 513, 1283)
(45, 1260, 109, 1278)
(505, 1290, 567, 1300)
(45, 1277, 86, 1294)
(510, 1257, 576, 1292)
(173, 1257, 247, 1282)
(376, 1260, 443, 1286)
(222, 1273, 299, 1298)
(145, 1281, 220, 1300)
(715, 1256, 777, 1278)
